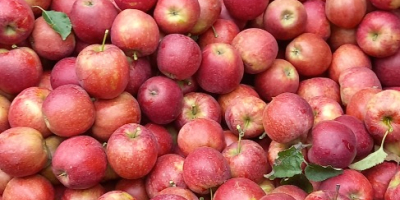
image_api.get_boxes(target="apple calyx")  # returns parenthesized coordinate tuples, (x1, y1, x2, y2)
(169, 180, 177, 187)
(126, 127, 141, 139)
(236, 125, 245, 154)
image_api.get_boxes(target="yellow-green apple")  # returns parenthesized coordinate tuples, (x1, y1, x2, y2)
(106, 123, 158, 179)
(98, 190, 135, 200)
(195, 43, 244, 94)
(0, 47, 42, 95)
(328, 44, 372, 83)
(285, 33, 332, 77)
(158, 187, 198, 200)
(39, 135, 65, 185)
(213, 177, 266, 200)
(345, 87, 382, 121)
(369, 0, 400, 10)
(364, 89, 400, 143)
(157, 34, 202, 80)
(113, 0, 157, 11)
(223, 0, 269, 21)
(111, 9, 160, 59)
(308, 96, 344, 127)
(50, 57, 79, 89)
(328, 25, 357, 51)
(255, 58, 299, 102)
(297, 77, 341, 104)
(225, 96, 267, 139)
(76, 43, 130, 100)
(115, 178, 149, 200)
(8, 86, 51, 137)
(231, 28, 279, 74)
(363, 161, 398, 200)
(145, 154, 186, 198)
(222, 139, 270, 184)
(52, 135, 107, 189)
(198, 19, 240, 49)
(69, 0, 118, 44)
(304, 190, 351, 200)
(0, 169, 11, 195)
(0, 127, 48, 177)
(373, 48, 400, 87)
(260, 193, 297, 200)
(262, 92, 314, 144)
(385, 170, 400, 200)
(189, 0, 222, 35)
(219, 0, 247, 30)
(0, 95, 10, 133)
(50, 0, 77, 16)
(175, 92, 221, 129)
(153, 0, 200, 34)
(125, 57, 152, 96)
(152, 194, 187, 200)
(0, 0, 35, 45)
(177, 118, 226, 156)
(29, 16, 76, 61)
(263, 0, 307, 41)
(325, 0, 367, 29)
(137, 76, 183, 125)
(307, 120, 357, 168)
(338, 67, 382, 107)
(319, 169, 374, 200)
(61, 184, 106, 200)
(272, 185, 307, 200)
(356, 10, 400, 58)
(2, 175, 54, 200)
(334, 115, 374, 160)
(144, 123, 174, 156)
(42, 84, 95, 137)
(182, 146, 231, 194)
(303, 0, 330, 40)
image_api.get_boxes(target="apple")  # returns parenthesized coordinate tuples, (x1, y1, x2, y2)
(218, 0, 247, 30)
(373, 48, 400, 87)
(52, 135, 107, 189)
(223, 0, 269, 21)
(176, 77, 199, 95)
(303, 0, 331, 40)
(38, 70, 53, 91)
(297, 77, 341, 104)
(0, 0, 35, 45)
(356, 10, 400, 58)
(263, 0, 308, 41)
(61, 184, 106, 200)
(195, 42, 244, 94)
(111, 9, 160, 59)
(308, 96, 344, 127)
(125, 57, 153, 96)
(113, 0, 157, 11)
(254, 58, 300, 102)
(325, 0, 367, 29)
(247, 12, 265, 29)
(369, 0, 400, 10)
(24, 0, 52, 17)
(189, 0, 222, 35)
(272, 185, 308, 200)
(0, 47, 43, 95)
(213, 177, 266, 200)
(115, 178, 149, 200)
(137, 76, 183, 125)
(50, 0, 77, 16)
(182, 146, 231, 194)
(153, 0, 201, 34)
(285, 33, 332, 77)
(106, 123, 158, 179)
(328, 25, 357, 51)
(2, 175, 54, 200)
(144, 123, 174, 157)
(363, 161, 398, 200)
(0, 95, 10, 133)
(145, 154, 186, 198)
(260, 193, 296, 200)
(304, 190, 351, 200)
(50, 57, 79, 89)
(258, 178, 276, 194)
(157, 34, 202, 80)
(345, 87, 382, 121)
(231, 28, 279, 74)
(0, 127, 48, 177)
(385, 170, 400, 200)
(42, 84, 95, 137)
(267, 141, 291, 169)
(39, 135, 65, 185)
(158, 187, 198, 200)
(69, 0, 118, 44)
(0, 169, 11, 195)
(151, 194, 187, 200)
(98, 190, 135, 200)
(263, 92, 314, 144)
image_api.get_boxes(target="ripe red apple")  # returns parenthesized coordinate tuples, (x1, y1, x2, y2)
(0, 169, 11, 195)
(195, 43, 244, 94)
(106, 123, 158, 179)
(39, 135, 65, 185)
(182, 146, 231, 194)
(373, 48, 400, 87)
(137, 76, 183, 125)
(50, 57, 79, 89)
(363, 161, 398, 200)
(356, 10, 400, 58)
(303, 0, 330, 40)
(98, 190, 135, 200)
(305, 190, 351, 200)
(61, 184, 105, 200)
(0, 95, 10, 133)
(189, 0, 222, 35)
(111, 9, 160, 59)
(369, 0, 400, 10)
(144, 123, 174, 157)
(328, 25, 357, 51)
(218, 0, 247, 30)
(272, 185, 308, 200)
(69, 0, 118, 44)
(0, 47, 43, 95)
(125, 57, 153, 96)
(158, 187, 198, 200)
(385, 170, 400, 200)
(0, 0, 35, 45)
(50, 0, 77, 16)
(153, 0, 201, 34)
(113, 0, 157, 11)
(37, 70, 52, 91)
(254, 58, 300, 102)
(263, 92, 314, 144)
(152, 194, 187, 200)
(260, 193, 296, 200)
(325, 0, 367, 29)
(175, 76, 199, 95)
(345, 87, 382, 121)
(0, 127, 48, 177)
(2, 175, 54, 200)
(213, 177, 266, 200)
(24, 0, 52, 17)
(52, 135, 107, 189)
(308, 96, 344, 127)
(297, 77, 341, 104)
(223, 0, 269, 21)
(42, 84, 95, 137)
(199, 18, 240, 49)
(263, 0, 308, 40)
(231, 28, 279, 74)
(115, 178, 149, 200)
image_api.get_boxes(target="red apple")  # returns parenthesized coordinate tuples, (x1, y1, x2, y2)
(125, 57, 153, 96)
(2, 175, 54, 200)
(98, 190, 135, 200)
(272, 185, 308, 200)
(115, 178, 149, 200)
(328, 25, 357, 51)
(113, 0, 157, 11)
(363, 161, 398, 200)
(25, 0, 52, 17)
(189, 0, 222, 35)
(176, 76, 199, 95)
(308, 96, 344, 127)
(305, 190, 351, 200)
(325, 0, 367, 29)
(369, 0, 400, 10)
(50, 0, 77, 16)
(223, 0, 269, 21)
(373, 48, 400, 87)
(152, 194, 187, 200)
(158, 187, 198, 200)
(297, 77, 341, 104)
(213, 177, 266, 200)
(144, 123, 174, 157)
(385, 170, 400, 200)
(345, 87, 382, 121)
(0, 169, 11, 195)
(260, 193, 296, 200)
(50, 57, 79, 89)
(0, 95, 10, 133)
(219, 0, 247, 30)
(37, 70, 52, 91)
(303, 0, 330, 40)
(61, 184, 106, 200)
(197, 19, 240, 49)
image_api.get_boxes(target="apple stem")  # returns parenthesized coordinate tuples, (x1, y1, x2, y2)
(101, 29, 109, 52)
(210, 188, 214, 200)
(102, 142, 107, 148)
(259, 132, 267, 139)
(169, 180, 176, 187)
(334, 184, 340, 200)
(236, 125, 245, 154)
(58, 172, 67, 177)
(211, 25, 218, 38)
(133, 51, 138, 61)
(11, 44, 18, 49)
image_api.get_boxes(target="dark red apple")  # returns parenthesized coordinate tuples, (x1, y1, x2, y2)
(363, 161, 398, 200)
(223, 0, 269, 21)
(124, 57, 153, 96)
(113, 0, 157, 11)
(197, 19, 240, 49)
(213, 177, 266, 200)
(373, 48, 400, 87)
(144, 123, 174, 157)
(50, 57, 79, 89)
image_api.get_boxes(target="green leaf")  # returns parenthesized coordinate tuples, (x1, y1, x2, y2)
(264, 145, 304, 180)
(42, 10, 72, 40)
(281, 174, 314, 193)
(305, 164, 343, 182)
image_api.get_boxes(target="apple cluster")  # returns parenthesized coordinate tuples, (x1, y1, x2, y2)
(1, 0, 400, 199)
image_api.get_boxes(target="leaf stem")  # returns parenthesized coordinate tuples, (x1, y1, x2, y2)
(101, 29, 109, 52)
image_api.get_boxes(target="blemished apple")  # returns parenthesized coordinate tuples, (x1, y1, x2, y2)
(363, 161, 398, 200)
(297, 77, 341, 104)
(0, 0, 35, 45)
(42, 84, 95, 137)
(231, 28, 279, 74)
(50, 57, 79, 89)
(0, 127, 48, 177)
(0, 47, 43, 95)
(263, 0, 308, 41)
(308, 96, 344, 127)
(125, 57, 153, 97)
(111, 9, 160, 59)
(272, 185, 308, 200)
(182, 146, 231, 194)
(303, 0, 331, 41)
(61, 184, 105, 200)
(2, 175, 54, 200)
(223, 0, 269, 21)
(197, 19, 240, 49)
(153, 0, 201, 34)
(52, 135, 107, 189)
(260, 193, 297, 200)
(189, 0, 222, 35)
(145, 154, 186, 198)
(325, 0, 367, 29)
(115, 178, 149, 200)
(157, 34, 202, 80)
(113, 0, 157, 11)
(0, 95, 10, 133)
(373, 48, 400, 87)
(345, 87, 382, 121)
(213, 177, 266, 200)
(98, 190, 135, 200)
(328, 25, 357, 51)
(158, 187, 198, 200)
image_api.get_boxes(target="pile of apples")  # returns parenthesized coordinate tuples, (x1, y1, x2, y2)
(1, 0, 400, 199)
